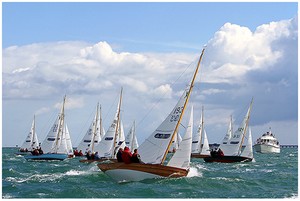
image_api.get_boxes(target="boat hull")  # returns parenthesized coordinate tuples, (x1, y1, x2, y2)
(253, 144, 280, 153)
(79, 158, 117, 163)
(204, 155, 253, 163)
(97, 162, 189, 182)
(24, 153, 68, 161)
(191, 153, 210, 158)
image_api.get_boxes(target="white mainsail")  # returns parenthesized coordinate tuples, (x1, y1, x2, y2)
(241, 127, 253, 159)
(94, 89, 122, 158)
(41, 96, 66, 154)
(77, 103, 101, 153)
(125, 121, 139, 151)
(20, 115, 39, 151)
(221, 100, 253, 156)
(115, 120, 126, 151)
(167, 106, 193, 169)
(64, 124, 73, 155)
(200, 129, 210, 155)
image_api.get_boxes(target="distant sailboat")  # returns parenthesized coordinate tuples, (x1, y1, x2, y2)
(125, 121, 139, 151)
(15, 115, 39, 155)
(204, 99, 254, 163)
(191, 106, 210, 158)
(97, 48, 205, 182)
(80, 88, 123, 163)
(168, 132, 182, 153)
(25, 96, 72, 161)
(76, 103, 104, 155)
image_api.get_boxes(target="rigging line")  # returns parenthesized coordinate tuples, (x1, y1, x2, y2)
(136, 56, 199, 129)
(73, 104, 95, 147)
(103, 90, 119, 125)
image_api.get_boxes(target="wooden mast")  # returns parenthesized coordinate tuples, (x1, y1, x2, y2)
(238, 98, 254, 155)
(112, 87, 123, 157)
(91, 102, 99, 153)
(161, 48, 205, 165)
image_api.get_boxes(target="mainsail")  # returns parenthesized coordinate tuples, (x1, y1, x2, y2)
(125, 121, 139, 151)
(20, 115, 39, 151)
(167, 106, 193, 169)
(138, 49, 205, 165)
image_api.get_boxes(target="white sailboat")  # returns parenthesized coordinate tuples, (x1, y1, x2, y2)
(76, 103, 103, 155)
(168, 132, 182, 153)
(25, 96, 70, 161)
(191, 106, 210, 158)
(97, 48, 205, 182)
(204, 99, 254, 163)
(80, 88, 123, 163)
(125, 121, 139, 151)
(16, 115, 39, 155)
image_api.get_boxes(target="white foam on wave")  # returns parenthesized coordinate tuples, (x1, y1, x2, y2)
(65, 169, 89, 176)
(187, 167, 203, 178)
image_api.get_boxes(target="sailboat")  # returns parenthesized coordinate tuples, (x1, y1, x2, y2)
(76, 103, 104, 156)
(168, 132, 182, 153)
(15, 115, 39, 155)
(25, 96, 71, 161)
(191, 106, 210, 158)
(125, 121, 139, 151)
(80, 88, 123, 163)
(204, 99, 254, 163)
(97, 48, 205, 182)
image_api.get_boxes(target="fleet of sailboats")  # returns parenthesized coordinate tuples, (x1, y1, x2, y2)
(97, 48, 205, 182)
(24, 96, 73, 161)
(18, 46, 258, 183)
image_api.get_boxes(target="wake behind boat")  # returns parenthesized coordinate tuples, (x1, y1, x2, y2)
(98, 48, 205, 182)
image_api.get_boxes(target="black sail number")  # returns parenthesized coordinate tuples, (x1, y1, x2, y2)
(170, 106, 183, 122)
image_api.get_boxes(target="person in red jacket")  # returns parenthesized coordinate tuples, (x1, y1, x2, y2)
(122, 146, 132, 164)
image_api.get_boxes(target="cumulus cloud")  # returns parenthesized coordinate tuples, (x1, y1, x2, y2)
(2, 15, 297, 143)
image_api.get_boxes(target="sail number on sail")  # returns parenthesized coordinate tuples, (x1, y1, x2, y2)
(170, 106, 184, 122)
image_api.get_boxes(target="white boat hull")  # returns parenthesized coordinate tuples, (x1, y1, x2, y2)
(104, 169, 162, 182)
(254, 144, 280, 153)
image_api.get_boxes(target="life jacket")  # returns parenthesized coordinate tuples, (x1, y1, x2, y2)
(122, 147, 132, 164)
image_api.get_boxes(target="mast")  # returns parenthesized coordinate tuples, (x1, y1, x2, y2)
(131, 120, 136, 150)
(161, 48, 205, 164)
(99, 104, 103, 138)
(198, 106, 204, 153)
(238, 98, 254, 155)
(31, 114, 36, 150)
(112, 87, 123, 157)
(91, 102, 99, 153)
(54, 95, 66, 153)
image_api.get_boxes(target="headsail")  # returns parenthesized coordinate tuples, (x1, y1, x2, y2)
(241, 127, 253, 159)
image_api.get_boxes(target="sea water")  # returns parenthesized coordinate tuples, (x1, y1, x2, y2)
(2, 147, 298, 198)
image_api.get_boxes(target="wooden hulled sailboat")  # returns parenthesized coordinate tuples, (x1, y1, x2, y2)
(25, 96, 71, 161)
(80, 89, 123, 163)
(97, 48, 205, 182)
(191, 106, 210, 158)
(15, 115, 39, 155)
(204, 99, 254, 163)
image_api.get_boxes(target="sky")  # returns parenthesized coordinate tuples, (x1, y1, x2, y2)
(2, 1, 298, 147)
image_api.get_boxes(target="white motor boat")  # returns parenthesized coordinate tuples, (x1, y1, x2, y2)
(254, 128, 280, 153)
